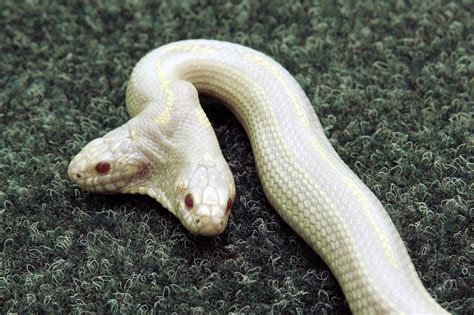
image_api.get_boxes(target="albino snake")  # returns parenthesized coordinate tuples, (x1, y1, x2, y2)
(68, 39, 448, 314)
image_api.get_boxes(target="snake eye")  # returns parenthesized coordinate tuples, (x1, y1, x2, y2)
(95, 161, 110, 174)
(184, 194, 194, 209)
(226, 198, 233, 212)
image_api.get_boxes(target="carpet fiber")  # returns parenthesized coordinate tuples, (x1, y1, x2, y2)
(1, 1, 472, 314)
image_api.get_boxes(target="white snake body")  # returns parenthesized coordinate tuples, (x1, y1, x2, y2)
(68, 40, 448, 314)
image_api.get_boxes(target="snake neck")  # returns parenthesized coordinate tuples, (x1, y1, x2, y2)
(126, 40, 447, 314)
(127, 77, 235, 228)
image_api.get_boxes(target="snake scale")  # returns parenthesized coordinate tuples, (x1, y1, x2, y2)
(68, 39, 448, 314)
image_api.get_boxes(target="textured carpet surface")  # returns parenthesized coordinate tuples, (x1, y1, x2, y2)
(1, 1, 472, 314)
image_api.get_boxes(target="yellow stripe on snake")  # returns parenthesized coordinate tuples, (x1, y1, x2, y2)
(68, 39, 448, 314)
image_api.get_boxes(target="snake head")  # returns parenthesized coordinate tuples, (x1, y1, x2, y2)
(173, 163, 235, 236)
(68, 127, 148, 194)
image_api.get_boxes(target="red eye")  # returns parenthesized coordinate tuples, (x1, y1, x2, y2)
(226, 198, 233, 212)
(95, 161, 110, 174)
(184, 194, 194, 209)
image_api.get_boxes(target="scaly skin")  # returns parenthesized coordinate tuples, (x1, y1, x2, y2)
(68, 40, 448, 314)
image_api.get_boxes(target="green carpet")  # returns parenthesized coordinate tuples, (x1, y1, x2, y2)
(1, 1, 472, 314)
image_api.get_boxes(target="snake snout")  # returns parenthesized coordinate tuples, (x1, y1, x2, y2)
(67, 157, 86, 185)
(68, 167, 82, 181)
(193, 210, 227, 236)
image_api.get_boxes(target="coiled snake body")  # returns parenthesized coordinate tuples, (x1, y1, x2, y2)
(68, 40, 448, 314)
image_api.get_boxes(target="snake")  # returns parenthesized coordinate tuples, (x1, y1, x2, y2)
(68, 39, 449, 314)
